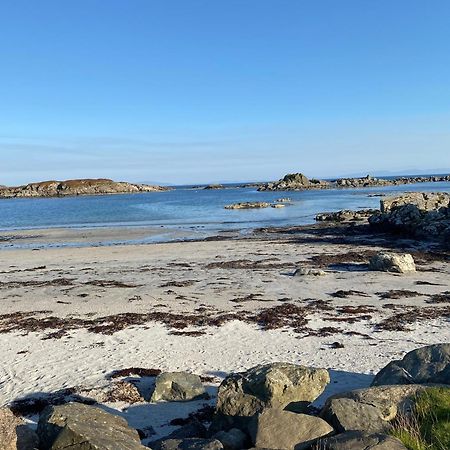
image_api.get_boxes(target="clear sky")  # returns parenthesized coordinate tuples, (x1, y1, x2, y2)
(1, 1, 450, 185)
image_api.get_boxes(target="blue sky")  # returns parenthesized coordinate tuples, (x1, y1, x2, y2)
(1, 1, 450, 185)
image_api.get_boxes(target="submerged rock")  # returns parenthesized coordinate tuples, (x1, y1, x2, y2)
(368, 252, 416, 274)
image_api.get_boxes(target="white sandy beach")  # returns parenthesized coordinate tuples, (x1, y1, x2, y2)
(0, 225, 449, 438)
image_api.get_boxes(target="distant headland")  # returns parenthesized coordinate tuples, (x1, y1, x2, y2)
(0, 178, 170, 198)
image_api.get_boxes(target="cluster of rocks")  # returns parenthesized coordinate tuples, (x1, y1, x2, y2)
(0, 179, 169, 198)
(2, 344, 449, 450)
(224, 201, 289, 210)
(258, 173, 330, 191)
(369, 192, 450, 244)
(203, 185, 225, 190)
(258, 172, 450, 192)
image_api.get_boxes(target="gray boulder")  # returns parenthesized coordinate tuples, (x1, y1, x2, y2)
(150, 372, 207, 402)
(321, 397, 388, 433)
(321, 384, 440, 433)
(213, 362, 330, 431)
(317, 431, 407, 449)
(0, 407, 39, 450)
(151, 421, 208, 449)
(37, 402, 146, 450)
(212, 428, 248, 450)
(293, 267, 326, 277)
(156, 439, 223, 450)
(248, 408, 334, 450)
(371, 343, 450, 386)
(368, 252, 416, 274)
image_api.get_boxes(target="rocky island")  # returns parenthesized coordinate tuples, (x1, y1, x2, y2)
(0, 178, 170, 198)
(258, 172, 450, 191)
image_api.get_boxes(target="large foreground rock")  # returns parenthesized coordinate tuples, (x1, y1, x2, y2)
(150, 372, 207, 402)
(368, 252, 416, 274)
(380, 192, 450, 213)
(317, 431, 407, 449)
(249, 409, 334, 450)
(320, 385, 433, 433)
(369, 192, 450, 244)
(0, 407, 38, 450)
(37, 402, 146, 450)
(155, 439, 223, 450)
(212, 428, 247, 450)
(372, 343, 450, 386)
(213, 362, 329, 431)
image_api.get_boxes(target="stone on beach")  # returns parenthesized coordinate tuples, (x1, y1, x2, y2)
(37, 402, 146, 449)
(368, 252, 416, 274)
(155, 439, 223, 450)
(248, 408, 334, 450)
(320, 385, 433, 433)
(293, 267, 326, 276)
(317, 431, 407, 450)
(0, 407, 39, 450)
(213, 362, 329, 431)
(371, 343, 450, 386)
(212, 428, 248, 450)
(150, 372, 207, 402)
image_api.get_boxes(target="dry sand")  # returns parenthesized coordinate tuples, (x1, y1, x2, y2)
(0, 224, 448, 439)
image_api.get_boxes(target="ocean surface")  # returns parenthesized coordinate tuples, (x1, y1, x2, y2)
(1, 181, 449, 246)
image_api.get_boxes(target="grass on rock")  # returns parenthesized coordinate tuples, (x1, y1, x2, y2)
(390, 387, 450, 450)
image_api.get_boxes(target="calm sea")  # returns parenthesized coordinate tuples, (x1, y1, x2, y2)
(1, 181, 449, 246)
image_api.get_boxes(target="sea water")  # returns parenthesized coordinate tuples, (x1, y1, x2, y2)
(0, 181, 449, 246)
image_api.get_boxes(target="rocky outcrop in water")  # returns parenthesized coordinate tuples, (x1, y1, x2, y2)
(0, 179, 170, 198)
(224, 202, 271, 209)
(258, 173, 330, 191)
(258, 173, 450, 191)
(204, 184, 224, 190)
(315, 209, 378, 222)
(369, 192, 450, 244)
